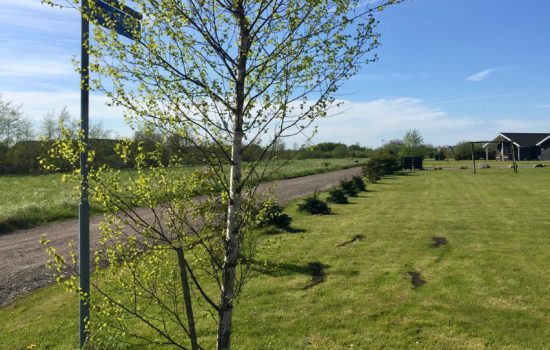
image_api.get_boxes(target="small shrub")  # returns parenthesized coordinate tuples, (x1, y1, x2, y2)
(339, 179, 358, 197)
(327, 187, 348, 204)
(298, 193, 331, 215)
(361, 153, 400, 183)
(362, 163, 382, 183)
(259, 203, 292, 230)
(350, 175, 366, 191)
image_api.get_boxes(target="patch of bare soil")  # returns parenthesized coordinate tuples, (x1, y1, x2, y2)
(407, 271, 426, 288)
(432, 236, 448, 248)
(0, 167, 361, 305)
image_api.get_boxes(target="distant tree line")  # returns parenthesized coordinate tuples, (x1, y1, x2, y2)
(0, 94, 497, 174)
(278, 142, 373, 160)
(375, 129, 440, 159)
(373, 130, 497, 161)
(0, 95, 117, 174)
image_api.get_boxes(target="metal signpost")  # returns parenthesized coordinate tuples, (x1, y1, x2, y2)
(79, 0, 141, 347)
(79, 1, 90, 347)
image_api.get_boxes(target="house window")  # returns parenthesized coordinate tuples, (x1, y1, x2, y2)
(504, 147, 512, 154)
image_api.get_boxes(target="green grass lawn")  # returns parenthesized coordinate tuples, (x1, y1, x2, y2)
(0, 158, 364, 234)
(2, 167, 550, 349)
(424, 158, 550, 168)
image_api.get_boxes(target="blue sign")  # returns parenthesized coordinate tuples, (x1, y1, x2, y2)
(92, 0, 142, 40)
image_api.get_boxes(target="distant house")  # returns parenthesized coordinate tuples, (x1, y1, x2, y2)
(482, 133, 550, 161)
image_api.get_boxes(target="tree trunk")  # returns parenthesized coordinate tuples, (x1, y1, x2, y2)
(217, 3, 248, 349)
(176, 246, 199, 350)
(216, 125, 243, 350)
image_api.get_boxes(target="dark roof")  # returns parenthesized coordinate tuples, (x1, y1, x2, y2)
(499, 133, 550, 146)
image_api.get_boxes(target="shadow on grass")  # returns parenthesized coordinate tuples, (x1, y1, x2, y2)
(335, 234, 365, 247)
(252, 260, 311, 276)
(261, 225, 306, 235)
(303, 262, 328, 289)
(252, 259, 330, 284)
(286, 227, 306, 233)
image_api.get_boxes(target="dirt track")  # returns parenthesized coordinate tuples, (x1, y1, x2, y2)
(0, 167, 361, 305)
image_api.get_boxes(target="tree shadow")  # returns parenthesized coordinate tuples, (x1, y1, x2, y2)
(262, 225, 306, 235)
(252, 260, 330, 282)
(252, 260, 310, 276)
(303, 262, 328, 289)
(286, 227, 306, 233)
(335, 234, 365, 247)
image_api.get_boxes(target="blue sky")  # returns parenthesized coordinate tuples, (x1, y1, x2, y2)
(1, 0, 549, 147)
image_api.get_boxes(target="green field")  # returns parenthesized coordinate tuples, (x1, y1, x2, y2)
(0, 158, 365, 234)
(1, 167, 550, 349)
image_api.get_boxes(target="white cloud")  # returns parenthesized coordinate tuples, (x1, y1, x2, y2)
(0, 58, 75, 78)
(291, 98, 486, 147)
(4, 90, 545, 147)
(2, 0, 57, 12)
(465, 68, 496, 81)
(0, 1, 78, 32)
(465, 66, 511, 82)
(488, 118, 550, 136)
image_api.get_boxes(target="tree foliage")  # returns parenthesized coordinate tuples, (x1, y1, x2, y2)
(453, 141, 488, 160)
(42, 0, 401, 348)
(400, 129, 424, 156)
(0, 95, 31, 146)
(327, 186, 349, 204)
(361, 152, 400, 182)
(297, 192, 331, 214)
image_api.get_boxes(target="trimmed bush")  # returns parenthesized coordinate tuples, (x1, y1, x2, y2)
(361, 153, 400, 183)
(339, 179, 358, 197)
(259, 203, 292, 230)
(297, 193, 331, 215)
(362, 163, 382, 183)
(327, 187, 348, 204)
(350, 175, 366, 191)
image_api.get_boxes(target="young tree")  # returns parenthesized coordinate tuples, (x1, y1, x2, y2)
(40, 111, 58, 142)
(17, 118, 34, 141)
(40, 107, 78, 141)
(89, 120, 113, 139)
(400, 128, 424, 156)
(57, 106, 78, 138)
(44, 0, 402, 348)
(0, 95, 26, 146)
(379, 138, 403, 156)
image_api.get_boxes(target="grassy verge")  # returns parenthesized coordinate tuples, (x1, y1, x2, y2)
(0, 158, 365, 235)
(2, 167, 550, 348)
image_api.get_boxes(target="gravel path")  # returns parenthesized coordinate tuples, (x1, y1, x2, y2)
(0, 167, 361, 305)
